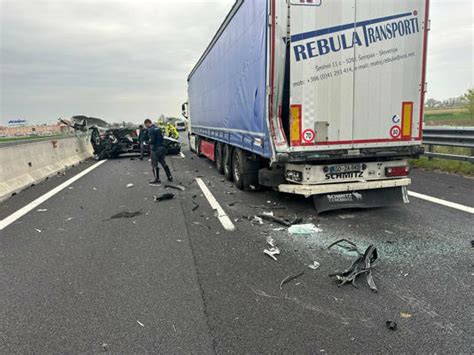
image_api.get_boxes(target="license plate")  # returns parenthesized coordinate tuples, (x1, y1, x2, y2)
(329, 163, 361, 174)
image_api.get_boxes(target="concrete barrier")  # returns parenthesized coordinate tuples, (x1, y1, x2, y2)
(0, 135, 94, 202)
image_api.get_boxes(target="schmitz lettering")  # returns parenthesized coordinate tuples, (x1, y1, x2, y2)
(325, 171, 364, 180)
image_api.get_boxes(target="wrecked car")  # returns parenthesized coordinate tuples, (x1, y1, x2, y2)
(90, 126, 181, 160)
(60, 117, 181, 160)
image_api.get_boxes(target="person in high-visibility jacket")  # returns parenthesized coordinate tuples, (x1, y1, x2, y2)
(166, 123, 179, 140)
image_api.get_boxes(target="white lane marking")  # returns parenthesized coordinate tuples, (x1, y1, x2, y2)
(408, 190, 474, 214)
(195, 178, 236, 231)
(0, 160, 107, 231)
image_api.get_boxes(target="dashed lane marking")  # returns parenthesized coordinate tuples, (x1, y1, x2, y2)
(0, 160, 108, 231)
(195, 177, 236, 231)
(408, 190, 474, 214)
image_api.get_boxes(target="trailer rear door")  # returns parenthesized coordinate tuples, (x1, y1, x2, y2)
(288, 0, 428, 151)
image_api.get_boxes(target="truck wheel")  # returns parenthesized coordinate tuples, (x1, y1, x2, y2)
(215, 142, 224, 174)
(223, 144, 233, 181)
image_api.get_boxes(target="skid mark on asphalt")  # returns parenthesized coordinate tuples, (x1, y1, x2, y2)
(0, 160, 107, 231)
(408, 191, 474, 214)
(251, 287, 354, 326)
(195, 177, 235, 231)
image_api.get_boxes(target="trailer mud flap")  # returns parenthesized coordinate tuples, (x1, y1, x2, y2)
(313, 186, 409, 213)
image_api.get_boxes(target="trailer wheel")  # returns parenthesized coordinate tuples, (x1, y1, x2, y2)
(232, 149, 245, 189)
(232, 149, 260, 190)
(215, 142, 224, 174)
(223, 144, 233, 181)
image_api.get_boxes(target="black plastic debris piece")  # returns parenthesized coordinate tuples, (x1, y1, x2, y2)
(250, 204, 287, 210)
(105, 211, 142, 221)
(257, 213, 292, 227)
(386, 321, 397, 331)
(154, 193, 175, 202)
(228, 201, 239, 207)
(280, 271, 305, 289)
(328, 239, 360, 254)
(192, 200, 199, 211)
(165, 184, 185, 191)
(328, 240, 378, 292)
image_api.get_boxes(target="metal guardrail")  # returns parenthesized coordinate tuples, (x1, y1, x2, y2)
(422, 126, 474, 163)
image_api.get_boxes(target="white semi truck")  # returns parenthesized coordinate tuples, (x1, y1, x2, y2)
(184, 0, 430, 212)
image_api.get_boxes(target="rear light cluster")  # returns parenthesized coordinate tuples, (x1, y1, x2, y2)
(286, 170, 303, 182)
(385, 166, 409, 177)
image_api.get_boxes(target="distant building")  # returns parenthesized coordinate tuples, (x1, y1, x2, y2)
(0, 123, 69, 137)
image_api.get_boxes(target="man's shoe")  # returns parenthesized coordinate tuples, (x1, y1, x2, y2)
(168, 176, 173, 182)
(149, 179, 161, 186)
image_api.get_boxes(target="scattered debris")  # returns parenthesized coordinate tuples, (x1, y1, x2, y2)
(471, 240, 474, 248)
(192, 201, 199, 211)
(65, 217, 74, 222)
(228, 201, 239, 207)
(172, 324, 177, 332)
(137, 320, 144, 327)
(153, 193, 175, 202)
(308, 261, 320, 270)
(37, 209, 48, 212)
(272, 227, 285, 231)
(165, 184, 185, 191)
(258, 212, 292, 227)
(266, 236, 276, 247)
(252, 216, 264, 224)
(328, 240, 378, 292)
(385, 320, 397, 330)
(327, 239, 359, 254)
(225, 191, 236, 195)
(249, 185, 256, 190)
(35, 228, 42, 233)
(126, 183, 134, 188)
(400, 312, 412, 319)
(338, 214, 355, 219)
(193, 221, 211, 230)
(68, 187, 74, 190)
(106, 211, 142, 221)
(288, 223, 322, 235)
(250, 204, 287, 210)
(263, 247, 280, 261)
(101, 343, 109, 352)
(280, 271, 305, 289)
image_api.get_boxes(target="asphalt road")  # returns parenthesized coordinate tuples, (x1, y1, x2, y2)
(0, 144, 472, 353)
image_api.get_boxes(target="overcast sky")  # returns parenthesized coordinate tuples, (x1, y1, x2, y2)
(1, 0, 472, 124)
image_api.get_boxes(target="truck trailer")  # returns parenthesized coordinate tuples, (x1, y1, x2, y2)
(184, 0, 429, 212)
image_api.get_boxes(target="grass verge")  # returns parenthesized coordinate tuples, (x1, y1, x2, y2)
(410, 146, 474, 176)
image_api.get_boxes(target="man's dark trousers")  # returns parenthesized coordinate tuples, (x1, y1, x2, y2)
(151, 146, 172, 181)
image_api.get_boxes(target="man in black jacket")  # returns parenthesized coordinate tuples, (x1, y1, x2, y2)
(144, 119, 173, 185)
